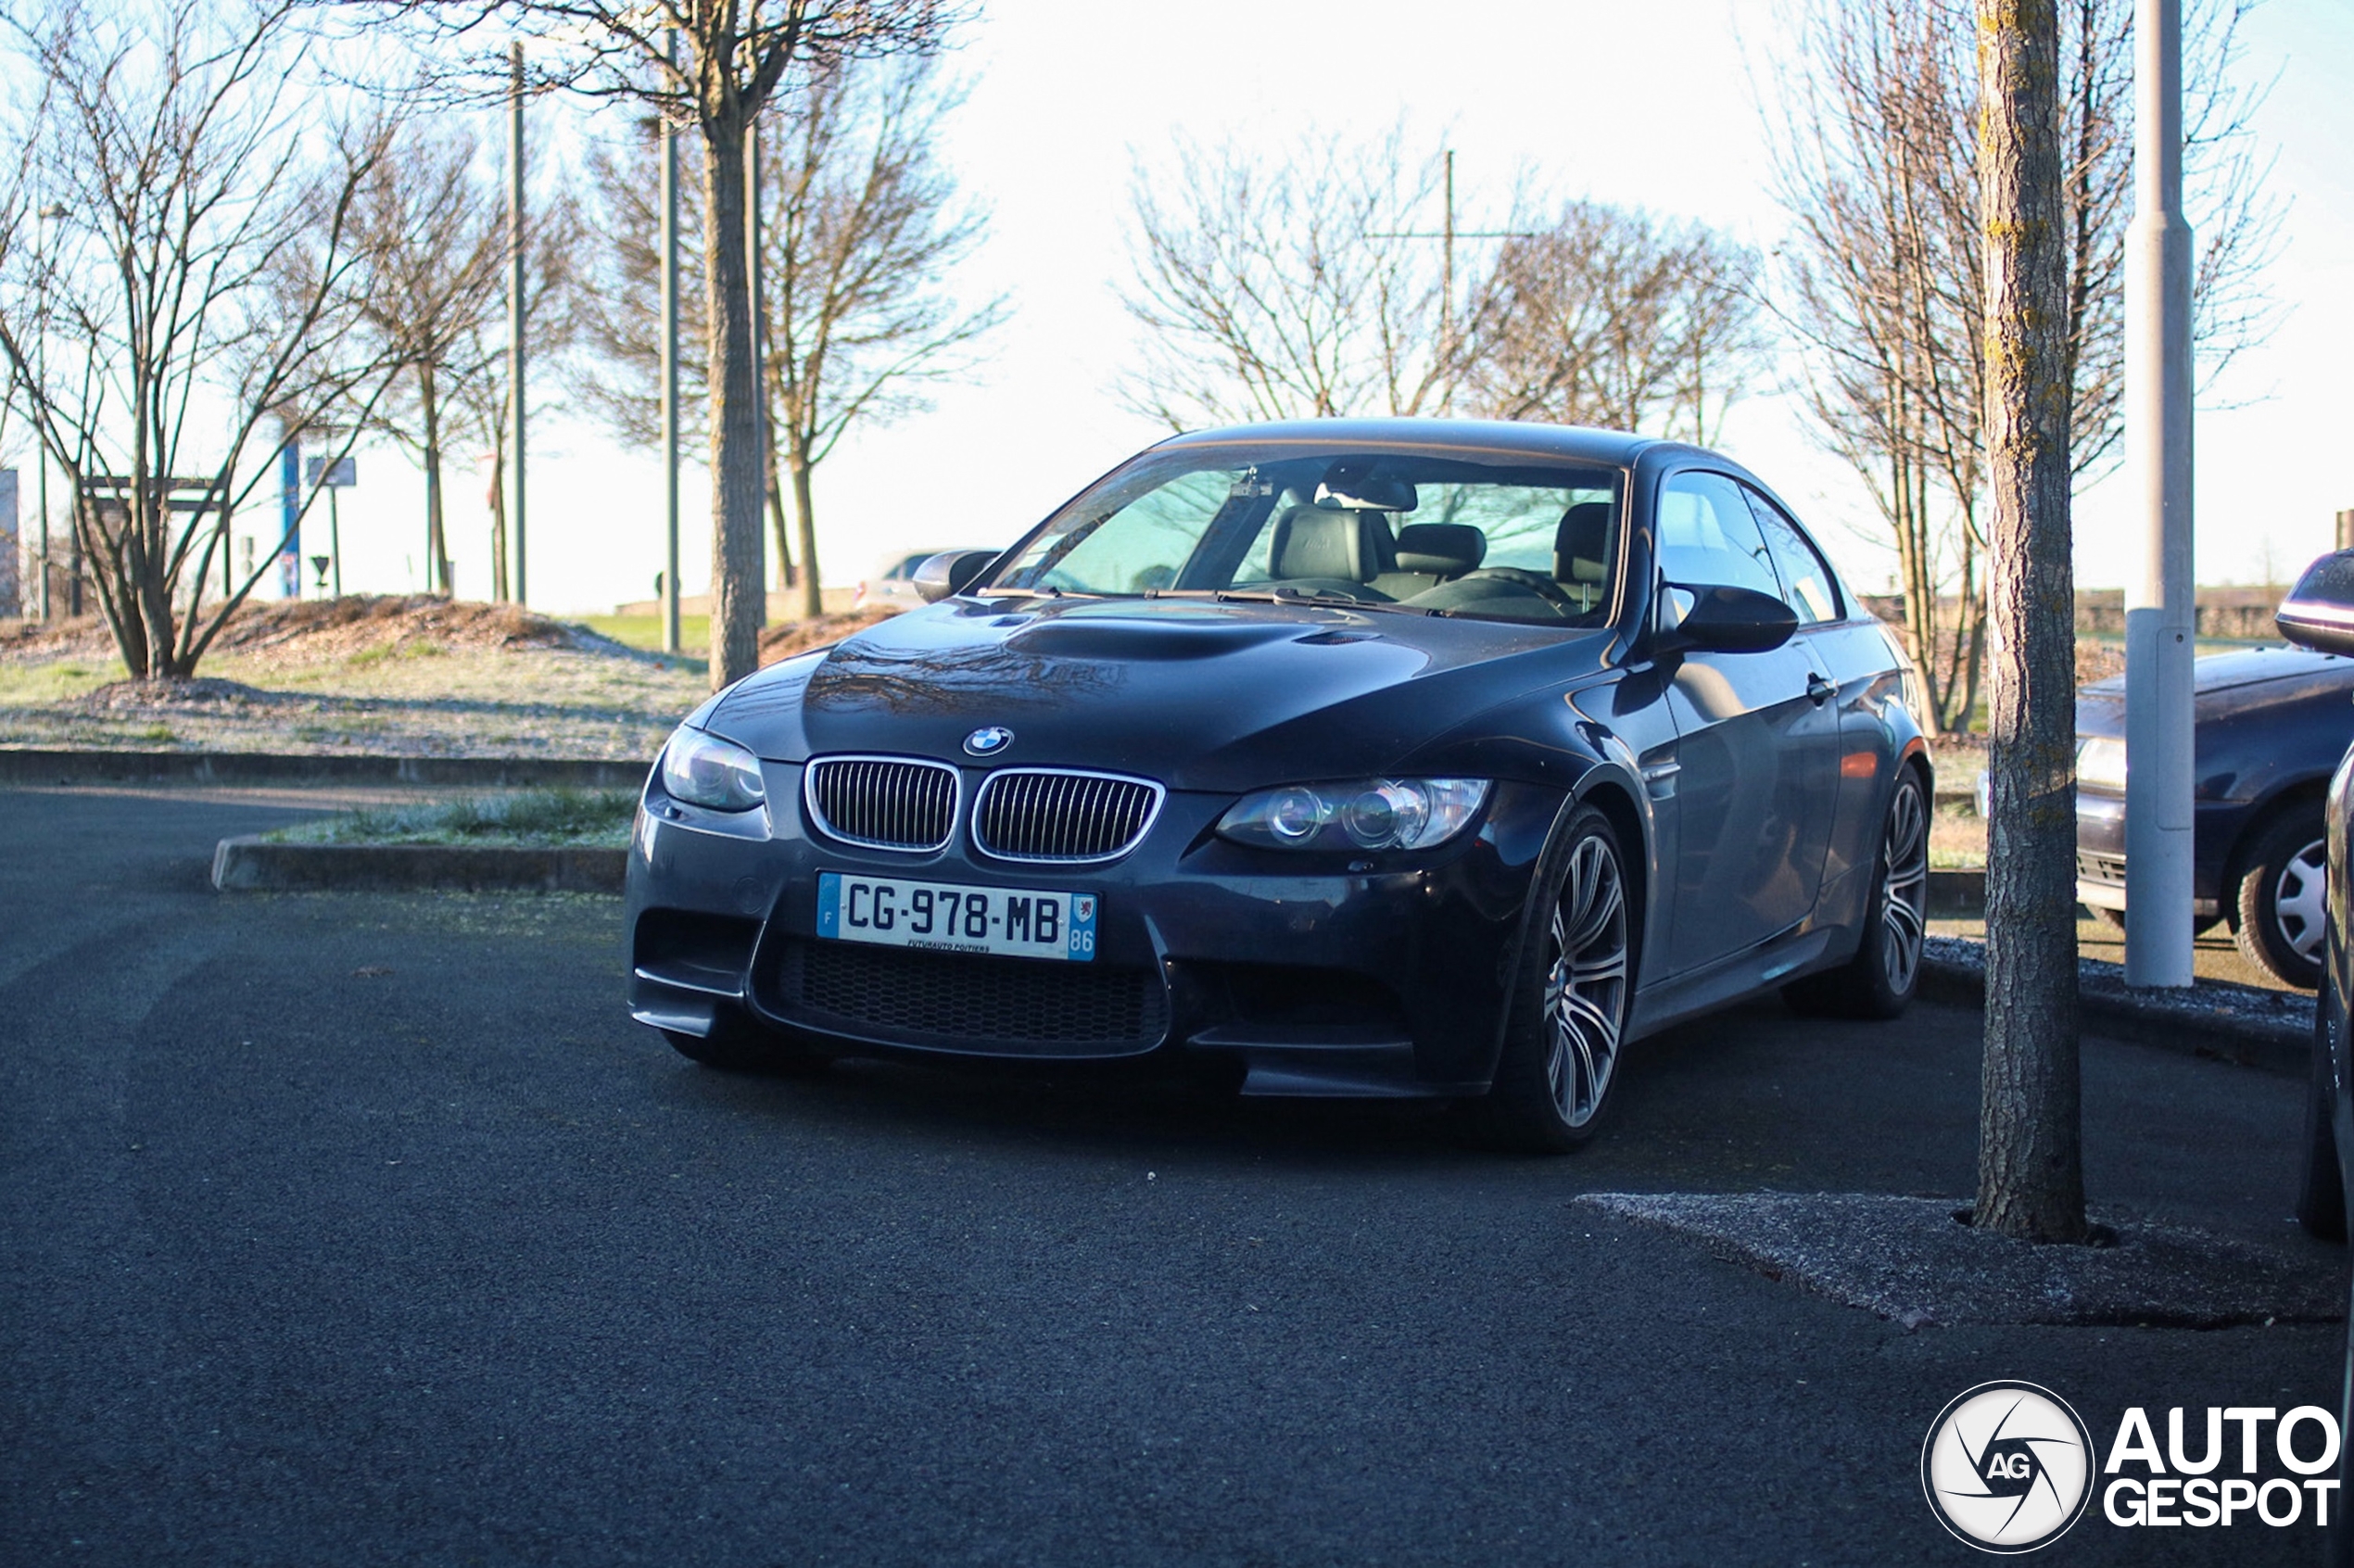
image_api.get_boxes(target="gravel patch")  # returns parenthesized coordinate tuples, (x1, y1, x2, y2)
(1578, 1191, 2344, 1328)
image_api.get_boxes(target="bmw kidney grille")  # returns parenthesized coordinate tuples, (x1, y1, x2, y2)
(804, 756, 960, 852)
(972, 769, 1163, 863)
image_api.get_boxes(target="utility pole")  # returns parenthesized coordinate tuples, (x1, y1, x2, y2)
(661, 29, 682, 654)
(508, 40, 528, 607)
(1441, 148, 1455, 358)
(2122, 0, 2196, 988)
(32, 201, 59, 621)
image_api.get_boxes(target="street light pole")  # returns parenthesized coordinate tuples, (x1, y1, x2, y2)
(508, 40, 528, 607)
(2122, 0, 2196, 988)
(661, 29, 681, 655)
(32, 201, 61, 622)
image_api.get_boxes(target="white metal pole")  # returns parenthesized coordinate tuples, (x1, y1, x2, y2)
(662, 29, 681, 655)
(508, 40, 528, 607)
(2122, 0, 2196, 987)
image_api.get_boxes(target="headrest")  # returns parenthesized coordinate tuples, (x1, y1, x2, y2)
(1270, 506, 1395, 583)
(1554, 502, 1614, 585)
(1393, 523, 1486, 576)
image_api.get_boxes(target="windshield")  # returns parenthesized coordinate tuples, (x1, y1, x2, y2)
(988, 446, 1625, 626)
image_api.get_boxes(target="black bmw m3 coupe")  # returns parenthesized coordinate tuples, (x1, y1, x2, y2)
(626, 419, 1932, 1149)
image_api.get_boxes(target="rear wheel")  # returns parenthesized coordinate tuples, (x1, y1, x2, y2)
(2233, 808, 2328, 989)
(1479, 807, 1634, 1153)
(1784, 769, 1928, 1019)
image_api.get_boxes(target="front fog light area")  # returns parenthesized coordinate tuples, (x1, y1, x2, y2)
(1219, 778, 1489, 853)
(659, 726, 767, 812)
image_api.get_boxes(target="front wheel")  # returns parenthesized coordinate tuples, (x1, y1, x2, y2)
(2233, 808, 2328, 990)
(1479, 806, 1635, 1153)
(1784, 768, 1928, 1019)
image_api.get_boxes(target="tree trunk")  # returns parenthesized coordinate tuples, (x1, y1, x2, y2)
(422, 361, 451, 596)
(791, 442, 821, 621)
(702, 116, 766, 689)
(767, 453, 796, 592)
(1974, 0, 2085, 1244)
(487, 435, 510, 602)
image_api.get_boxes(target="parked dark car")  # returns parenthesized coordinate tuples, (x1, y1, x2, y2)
(2075, 648, 2354, 987)
(624, 419, 1931, 1150)
(2266, 553, 2354, 1562)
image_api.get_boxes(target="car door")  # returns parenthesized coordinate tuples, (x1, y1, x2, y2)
(1740, 483, 1889, 909)
(1654, 470, 1841, 976)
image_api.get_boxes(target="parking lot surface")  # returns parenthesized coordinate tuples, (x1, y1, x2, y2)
(1, 785, 2341, 1566)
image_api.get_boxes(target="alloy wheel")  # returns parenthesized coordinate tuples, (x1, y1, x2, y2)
(1879, 777, 1930, 995)
(2272, 838, 2329, 964)
(1543, 834, 1630, 1129)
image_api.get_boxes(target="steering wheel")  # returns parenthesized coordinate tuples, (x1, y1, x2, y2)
(1456, 567, 1580, 608)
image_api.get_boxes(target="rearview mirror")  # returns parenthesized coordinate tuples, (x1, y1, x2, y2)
(913, 550, 999, 603)
(1655, 582, 1799, 654)
(2276, 549, 2354, 657)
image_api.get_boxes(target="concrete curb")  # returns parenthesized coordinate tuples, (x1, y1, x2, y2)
(211, 836, 626, 894)
(1926, 868, 1982, 917)
(1918, 933, 2312, 1073)
(1, 750, 650, 789)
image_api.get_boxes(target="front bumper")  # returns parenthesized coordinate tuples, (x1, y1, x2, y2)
(2074, 787, 2223, 917)
(625, 760, 1563, 1097)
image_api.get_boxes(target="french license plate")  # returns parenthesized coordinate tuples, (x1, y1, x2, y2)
(816, 872, 1098, 962)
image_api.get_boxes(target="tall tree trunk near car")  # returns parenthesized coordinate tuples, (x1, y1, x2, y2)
(790, 443, 822, 620)
(423, 361, 451, 595)
(703, 117, 766, 688)
(1973, 0, 2086, 1244)
(766, 434, 796, 590)
(487, 435, 510, 602)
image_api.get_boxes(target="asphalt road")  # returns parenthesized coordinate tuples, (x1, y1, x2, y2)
(1, 785, 2344, 1567)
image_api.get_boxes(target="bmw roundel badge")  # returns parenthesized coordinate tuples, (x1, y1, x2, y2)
(963, 726, 1015, 756)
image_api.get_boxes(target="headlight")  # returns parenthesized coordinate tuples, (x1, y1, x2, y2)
(1217, 778, 1490, 853)
(659, 726, 766, 812)
(2076, 735, 2127, 793)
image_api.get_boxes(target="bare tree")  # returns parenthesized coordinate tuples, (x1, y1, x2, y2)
(575, 54, 1002, 619)
(1462, 202, 1761, 442)
(0, 0, 406, 679)
(1975, 0, 2084, 1244)
(335, 121, 510, 597)
(1766, 0, 2277, 733)
(1118, 128, 1471, 428)
(1120, 130, 1759, 440)
(399, 0, 957, 689)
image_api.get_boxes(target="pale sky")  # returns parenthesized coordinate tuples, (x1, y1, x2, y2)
(287, 0, 2354, 616)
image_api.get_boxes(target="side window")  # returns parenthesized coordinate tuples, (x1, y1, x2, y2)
(1742, 487, 1843, 625)
(1655, 472, 1780, 599)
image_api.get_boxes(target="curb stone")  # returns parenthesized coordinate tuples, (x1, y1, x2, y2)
(0, 749, 650, 790)
(211, 836, 626, 894)
(1919, 933, 2312, 1073)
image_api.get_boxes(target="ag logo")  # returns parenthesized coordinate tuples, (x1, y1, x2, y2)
(1922, 1382, 2095, 1553)
(963, 727, 1014, 756)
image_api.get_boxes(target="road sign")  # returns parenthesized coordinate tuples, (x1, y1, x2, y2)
(304, 455, 357, 489)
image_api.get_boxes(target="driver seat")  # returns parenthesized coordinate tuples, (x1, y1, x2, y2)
(1268, 506, 1398, 588)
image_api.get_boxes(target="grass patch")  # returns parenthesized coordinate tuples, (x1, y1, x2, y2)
(0, 660, 130, 703)
(580, 613, 711, 654)
(267, 787, 638, 849)
(346, 640, 448, 667)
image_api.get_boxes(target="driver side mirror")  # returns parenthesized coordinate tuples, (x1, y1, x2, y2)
(1654, 582, 1799, 654)
(2276, 549, 2354, 657)
(913, 550, 999, 603)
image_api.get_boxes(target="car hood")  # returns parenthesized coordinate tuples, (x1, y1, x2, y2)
(704, 595, 1611, 791)
(2077, 646, 2354, 736)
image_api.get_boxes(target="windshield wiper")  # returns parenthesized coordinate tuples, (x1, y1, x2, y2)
(1213, 587, 1448, 615)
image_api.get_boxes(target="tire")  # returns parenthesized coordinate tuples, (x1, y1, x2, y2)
(662, 1010, 833, 1076)
(2232, 808, 2328, 990)
(1784, 768, 1928, 1019)
(2297, 982, 2347, 1242)
(1478, 805, 1635, 1153)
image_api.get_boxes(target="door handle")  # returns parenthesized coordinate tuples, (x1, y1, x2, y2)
(1806, 673, 1836, 705)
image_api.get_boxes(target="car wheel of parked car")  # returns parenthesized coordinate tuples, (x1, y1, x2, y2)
(663, 1013, 832, 1076)
(1784, 769, 1929, 1019)
(2298, 978, 2348, 1241)
(1481, 807, 1633, 1153)
(2234, 808, 2329, 990)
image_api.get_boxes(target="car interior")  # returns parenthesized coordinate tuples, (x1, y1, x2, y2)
(1252, 494, 1615, 625)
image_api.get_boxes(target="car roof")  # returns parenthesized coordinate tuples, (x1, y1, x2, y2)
(1155, 417, 1680, 469)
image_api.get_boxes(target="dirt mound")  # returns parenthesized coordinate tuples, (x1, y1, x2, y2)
(75, 677, 285, 713)
(2, 595, 630, 667)
(758, 606, 900, 664)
